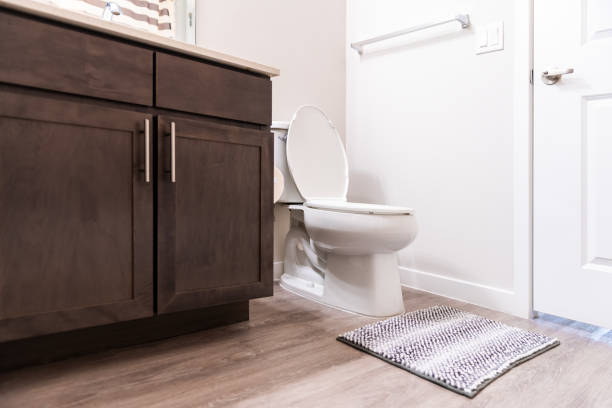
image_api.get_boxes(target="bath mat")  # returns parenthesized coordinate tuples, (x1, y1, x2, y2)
(337, 305, 559, 398)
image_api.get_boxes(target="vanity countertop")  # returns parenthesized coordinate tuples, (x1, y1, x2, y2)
(0, 0, 280, 77)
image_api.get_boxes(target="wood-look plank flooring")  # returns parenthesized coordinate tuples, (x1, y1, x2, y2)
(2, 284, 612, 407)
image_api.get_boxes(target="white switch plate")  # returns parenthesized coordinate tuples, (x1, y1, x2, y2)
(478, 28, 488, 47)
(475, 21, 504, 54)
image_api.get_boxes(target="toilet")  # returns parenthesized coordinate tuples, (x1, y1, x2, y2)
(274, 106, 418, 317)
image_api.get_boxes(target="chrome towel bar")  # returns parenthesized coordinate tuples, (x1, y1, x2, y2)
(350, 14, 471, 55)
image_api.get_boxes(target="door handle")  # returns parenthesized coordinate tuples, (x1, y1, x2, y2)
(145, 118, 150, 183)
(170, 121, 176, 183)
(541, 68, 574, 85)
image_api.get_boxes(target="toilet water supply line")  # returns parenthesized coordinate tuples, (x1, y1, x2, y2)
(285, 226, 326, 278)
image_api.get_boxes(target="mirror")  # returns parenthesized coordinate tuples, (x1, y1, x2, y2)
(31, 0, 197, 44)
(173, 0, 196, 44)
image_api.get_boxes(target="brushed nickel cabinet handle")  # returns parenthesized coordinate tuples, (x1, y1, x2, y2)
(171, 121, 176, 183)
(145, 118, 150, 183)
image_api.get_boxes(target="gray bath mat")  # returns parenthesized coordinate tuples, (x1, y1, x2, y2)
(337, 305, 559, 397)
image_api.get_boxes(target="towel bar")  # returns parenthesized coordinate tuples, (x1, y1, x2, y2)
(350, 14, 470, 55)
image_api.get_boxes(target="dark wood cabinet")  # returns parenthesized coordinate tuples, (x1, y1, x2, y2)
(0, 6, 273, 369)
(155, 53, 271, 125)
(0, 11, 153, 106)
(157, 116, 273, 313)
(0, 89, 154, 342)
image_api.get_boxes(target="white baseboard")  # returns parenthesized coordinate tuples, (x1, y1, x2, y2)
(273, 261, 284, 281)
(399, 266, 525, 317)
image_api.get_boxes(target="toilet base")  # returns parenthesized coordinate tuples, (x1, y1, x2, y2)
(280, 252, 406, 318)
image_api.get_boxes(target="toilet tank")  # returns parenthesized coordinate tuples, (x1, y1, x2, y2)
(272, 121, 304, 203)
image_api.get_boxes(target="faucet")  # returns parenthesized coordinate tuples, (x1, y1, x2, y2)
(102, 2, 121, 21)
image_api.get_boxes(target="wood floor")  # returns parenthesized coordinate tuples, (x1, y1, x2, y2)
(2, 284, 612, 407)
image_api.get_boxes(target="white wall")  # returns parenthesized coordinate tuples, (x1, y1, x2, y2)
(195, 0, 346, 272)
(195, 0, 346, 141)
(195, 1, 532, 316)
(347, 0, 530, 316)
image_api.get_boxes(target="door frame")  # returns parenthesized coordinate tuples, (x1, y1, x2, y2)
(513, 0, 535, 318)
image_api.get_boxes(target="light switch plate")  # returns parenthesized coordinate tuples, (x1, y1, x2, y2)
(488, 24, 499, 45)
(475, 21, 504, 54)
(478, 28, 488, 47)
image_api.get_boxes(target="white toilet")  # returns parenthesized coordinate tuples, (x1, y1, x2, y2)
(274, 106, 418, 317)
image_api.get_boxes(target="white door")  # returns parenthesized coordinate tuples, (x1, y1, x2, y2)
(534, 0, 612, 328)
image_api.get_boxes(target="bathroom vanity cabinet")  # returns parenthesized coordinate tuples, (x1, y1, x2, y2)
(0, 6, 274, 370)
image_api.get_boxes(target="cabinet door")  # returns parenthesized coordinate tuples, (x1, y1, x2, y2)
(157, 116, 273, 313)
(0, 90, 154, 342)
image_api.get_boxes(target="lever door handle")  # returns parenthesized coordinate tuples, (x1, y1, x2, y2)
(542, 68, 574, 85)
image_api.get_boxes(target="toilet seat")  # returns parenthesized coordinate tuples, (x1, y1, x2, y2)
(286, 106, 412, 217)
(305, 200, 413, 215)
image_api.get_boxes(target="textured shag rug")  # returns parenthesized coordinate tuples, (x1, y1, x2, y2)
(337, 305, 559, 397)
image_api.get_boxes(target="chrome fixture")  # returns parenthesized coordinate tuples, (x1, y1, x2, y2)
(170, 122, 176, 183)
(351, 14, 471, 55)
(145, 119, 150, 183)
(102, 2, 121, 21)
(541, 68, 574, 85)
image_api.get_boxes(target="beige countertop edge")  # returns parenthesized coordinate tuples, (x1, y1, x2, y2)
(0, 0, 280, 77)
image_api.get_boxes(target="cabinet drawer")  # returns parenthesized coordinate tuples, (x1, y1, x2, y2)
(0, 10, 153, 106)
(156, 53, 272, 125)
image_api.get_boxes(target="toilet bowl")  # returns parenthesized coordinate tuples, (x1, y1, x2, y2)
(274, 106, 418, 317)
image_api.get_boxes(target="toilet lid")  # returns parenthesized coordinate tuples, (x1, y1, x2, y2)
(286, 106, 349, 201)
